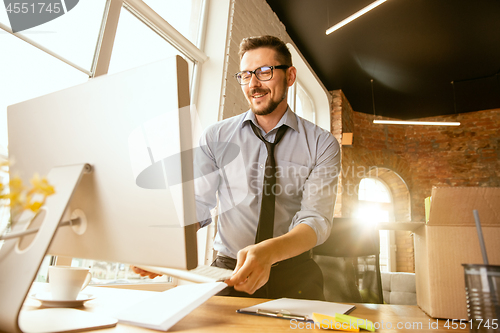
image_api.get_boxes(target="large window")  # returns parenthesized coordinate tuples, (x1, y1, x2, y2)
(0, 20, 101, 158)
(0, 0, 208, 285)
(287, 43, 330, 131)
(288, 80, 316, 124)
(108, 1, 200, 76)
(0, 1, 106, 70)
(295, 81, 316, 123)
(143, 0, 203, 45)
(0, 31, 92, 236)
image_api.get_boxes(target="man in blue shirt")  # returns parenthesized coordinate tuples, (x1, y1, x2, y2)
(136, 35, 340, 300)
(196, 35, 340, 300)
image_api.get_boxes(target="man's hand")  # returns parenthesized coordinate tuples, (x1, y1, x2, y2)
(130, 266, 162, 279)
(224, 223, 318, 295)
(224, 242, 274, 294)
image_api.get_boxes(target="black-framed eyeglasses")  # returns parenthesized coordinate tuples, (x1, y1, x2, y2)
(234, 65, 290, 85)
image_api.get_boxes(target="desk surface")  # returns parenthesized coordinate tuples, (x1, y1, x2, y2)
(25, 284, 466, 333)
(150, 297, 464, 333)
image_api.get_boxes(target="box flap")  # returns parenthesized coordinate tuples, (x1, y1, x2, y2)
(428, 187, 500, 227)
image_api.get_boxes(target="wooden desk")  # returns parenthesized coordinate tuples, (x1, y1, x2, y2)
(153, 297, 466, 333)
(24, 284, 466, 333)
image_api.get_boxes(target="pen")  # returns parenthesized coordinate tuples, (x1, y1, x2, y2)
(256, 309, 307, 321)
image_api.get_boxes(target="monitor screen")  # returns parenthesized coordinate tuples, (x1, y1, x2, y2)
(7, 56, 198, 270)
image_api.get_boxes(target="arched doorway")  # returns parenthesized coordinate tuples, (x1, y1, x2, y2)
(354, 167, 413, 272)
(355, 177, 395, 272)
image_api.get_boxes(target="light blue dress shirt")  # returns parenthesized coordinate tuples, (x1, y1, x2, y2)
(194, 108, 341, 259)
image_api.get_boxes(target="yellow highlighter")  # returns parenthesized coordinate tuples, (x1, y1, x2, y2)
(311, 313, 359, 331)
(335, 313, 375, 332)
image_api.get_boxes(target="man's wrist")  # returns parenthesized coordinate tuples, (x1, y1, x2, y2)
(256, 237, 289, 265)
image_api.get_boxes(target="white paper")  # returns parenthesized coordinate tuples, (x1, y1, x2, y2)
(116, 282, 227, 331)
(238, 298, 355, 321)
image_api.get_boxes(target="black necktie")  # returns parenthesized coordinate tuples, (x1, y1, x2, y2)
(250, 122, 288, 244)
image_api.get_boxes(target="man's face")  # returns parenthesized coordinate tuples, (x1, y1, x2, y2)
(240, 48, 293, 116)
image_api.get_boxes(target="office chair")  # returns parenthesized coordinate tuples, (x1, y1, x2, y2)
(313, 218, 384, 304)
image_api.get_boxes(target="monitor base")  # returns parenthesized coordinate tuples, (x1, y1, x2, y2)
(0, 164, 114, 333)
(19, 308, 117, 333)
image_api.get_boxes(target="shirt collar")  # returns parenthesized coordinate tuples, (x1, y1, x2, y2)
(242, 106, 299, 133)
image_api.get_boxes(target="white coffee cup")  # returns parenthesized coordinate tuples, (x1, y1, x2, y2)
(48, 266, 92, 300)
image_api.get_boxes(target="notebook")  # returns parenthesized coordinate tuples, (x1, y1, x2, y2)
(115, 282, 226, 331)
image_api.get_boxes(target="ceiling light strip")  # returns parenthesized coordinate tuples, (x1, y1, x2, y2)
(373, 120, 461, 126)
(326, 0, 387, 35)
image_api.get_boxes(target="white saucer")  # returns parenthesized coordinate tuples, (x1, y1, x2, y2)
(30, 292, 96, 308)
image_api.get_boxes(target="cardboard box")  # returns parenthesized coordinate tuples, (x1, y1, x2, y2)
(414, 187, 500, 320)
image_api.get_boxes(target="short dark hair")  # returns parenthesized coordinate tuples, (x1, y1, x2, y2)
(238, 35, 292, 66)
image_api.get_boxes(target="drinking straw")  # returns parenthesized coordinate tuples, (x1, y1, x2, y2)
(473, 210, 489, 265)
(472, 210, 499, 320)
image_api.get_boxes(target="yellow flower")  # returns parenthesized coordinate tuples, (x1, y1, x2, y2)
(21, 174, 55, 213)
(28, 174, 55, 197)
(0, 168, 56, 223)
(25, 199, 44, 213)
(9, 176, 24, 192)
(7, 176, 25, 209)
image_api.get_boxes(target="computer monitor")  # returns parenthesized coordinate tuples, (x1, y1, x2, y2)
(8, 55, 198, 268)
(0, 56, 199, 332)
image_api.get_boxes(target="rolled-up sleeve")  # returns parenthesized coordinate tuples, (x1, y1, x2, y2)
(194, 128, 220, 228)
(289, 132, 341, 245)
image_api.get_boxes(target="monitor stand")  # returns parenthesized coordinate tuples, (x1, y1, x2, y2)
(0, 164, 118, 333)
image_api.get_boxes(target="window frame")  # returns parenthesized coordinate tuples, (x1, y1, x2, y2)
(1, 0, 211, 286)
(287, 43, 330, 130)
(294, 79, 317, 123)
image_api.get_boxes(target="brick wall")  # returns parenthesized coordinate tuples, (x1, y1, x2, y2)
(395, 230, 414, 272)
(404, 111, 500, 220)
(331, 89, 500, 271)
(355, 108, 500, 222)
(330, 91, 344, 217)
(221, 0, 294, 120)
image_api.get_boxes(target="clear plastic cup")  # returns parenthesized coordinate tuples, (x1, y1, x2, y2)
(462, 264, 500, 333)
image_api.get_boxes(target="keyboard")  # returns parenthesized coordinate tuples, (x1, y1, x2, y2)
(136, 265, 234, 283)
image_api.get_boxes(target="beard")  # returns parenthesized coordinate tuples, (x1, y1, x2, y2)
(249, 90, 284, 116)
(248, 79, 288, 116)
